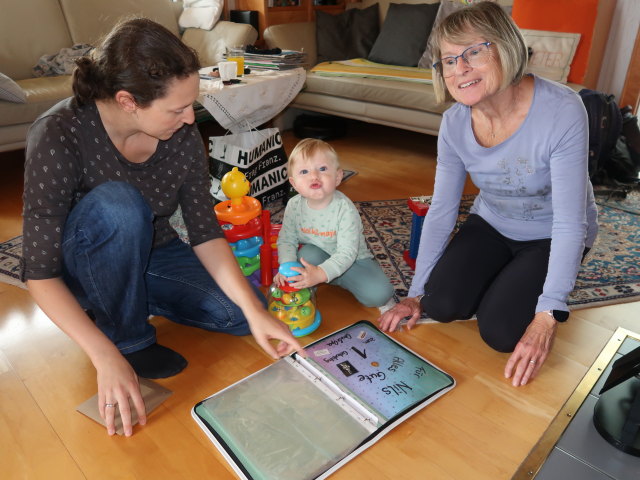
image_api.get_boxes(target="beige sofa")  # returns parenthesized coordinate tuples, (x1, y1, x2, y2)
(0, 0, 258, 153)
(264, 0, 609, 137)
(264, 0, 452, 136)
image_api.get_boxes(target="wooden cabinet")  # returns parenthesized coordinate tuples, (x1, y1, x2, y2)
(235, 0, 345, 41)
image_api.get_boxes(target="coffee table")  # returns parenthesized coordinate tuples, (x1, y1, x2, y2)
(198, 67, 306, 133)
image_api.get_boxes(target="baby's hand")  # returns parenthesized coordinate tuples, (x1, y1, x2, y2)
(289, 258, 327, 289)
(273, 272, 286, 287)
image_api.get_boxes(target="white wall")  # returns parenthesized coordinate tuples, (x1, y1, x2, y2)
(597, 0, 640, 99)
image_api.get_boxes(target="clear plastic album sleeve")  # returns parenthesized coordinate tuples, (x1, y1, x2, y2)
(192, 320, 455, 480)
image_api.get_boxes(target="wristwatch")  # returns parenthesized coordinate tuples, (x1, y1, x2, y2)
(541, 309, 569, 322)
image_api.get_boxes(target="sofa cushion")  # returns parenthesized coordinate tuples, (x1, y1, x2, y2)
(316, 5, 379, 63)
(0, 76, 72, 128)
(0, 0, 73, 80)
(303, 72, 449, 114)
(520, 29, 581, 84)
(182, 21, 259, 66)
(179, 0, 224, 30)
(264, 22, 318, 66)
(352, 0, 441, 26)
(0, 74, 27, 103)
(368, 2, 439, 67)
(58, 0, 181, 46)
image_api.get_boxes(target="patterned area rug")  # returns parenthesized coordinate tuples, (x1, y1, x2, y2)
(0, 236, 24, 289)
(0, 170, 358, 290)
(358, 196, 640, 310)
(593, 185, 640, 215)
(3, 191, 639, 311)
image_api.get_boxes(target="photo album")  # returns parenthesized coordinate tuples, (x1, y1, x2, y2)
(192, 320, 455, 480)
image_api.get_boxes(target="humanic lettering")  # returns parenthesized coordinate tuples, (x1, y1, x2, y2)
(236, 133, 282, 167)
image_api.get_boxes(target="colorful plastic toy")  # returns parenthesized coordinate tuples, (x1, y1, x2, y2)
(214, 167, 262, 225)
(219, 216, 262, 243)
(212, 168, 284, 287)
(236, 255, 261, 276)
(403, 197, 430, 270)
(258, 209, 283, 286)
(230, 236, 263, 259)
(260, 210, 273, 286)
(222, 166, 250, 202)
(213, 168, 263, 281)
(267, 261, 321, 337)
(230, 236, 264, 276)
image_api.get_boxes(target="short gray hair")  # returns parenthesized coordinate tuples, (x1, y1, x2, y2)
(430, 1, 528, 104)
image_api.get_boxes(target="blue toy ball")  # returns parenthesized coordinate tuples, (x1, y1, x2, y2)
(279, 261, 303, 279)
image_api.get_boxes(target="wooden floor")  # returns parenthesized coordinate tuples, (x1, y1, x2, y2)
(1, 121, 638, 479)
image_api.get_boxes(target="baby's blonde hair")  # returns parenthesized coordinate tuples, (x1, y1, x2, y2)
(288, 138, 340, 174)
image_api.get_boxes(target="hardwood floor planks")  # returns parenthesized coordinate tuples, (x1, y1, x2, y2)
(0, 121, 637, 479)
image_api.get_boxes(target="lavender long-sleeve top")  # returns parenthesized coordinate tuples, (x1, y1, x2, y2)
(408, 75, 598, 313)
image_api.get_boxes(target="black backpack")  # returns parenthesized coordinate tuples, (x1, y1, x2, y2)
(606, 109, 640, 184)
(578, 89, 623, 183)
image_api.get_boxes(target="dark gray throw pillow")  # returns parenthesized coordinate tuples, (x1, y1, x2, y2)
(368, 3, 440, 67)
(316, 4, 380, 63)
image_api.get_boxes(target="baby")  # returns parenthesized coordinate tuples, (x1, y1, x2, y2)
(275, 138, 393, 308)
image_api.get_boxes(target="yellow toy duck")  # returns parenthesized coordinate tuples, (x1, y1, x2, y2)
(214, 167, 262, 225)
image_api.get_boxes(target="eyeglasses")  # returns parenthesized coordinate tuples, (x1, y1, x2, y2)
(433, 42, 493, 78)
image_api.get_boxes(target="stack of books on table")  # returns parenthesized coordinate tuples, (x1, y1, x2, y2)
(241, 51, 308, 71)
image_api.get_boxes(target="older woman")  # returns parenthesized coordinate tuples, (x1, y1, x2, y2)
(22, 18, 303, 436)
(378, 2, 597, 387)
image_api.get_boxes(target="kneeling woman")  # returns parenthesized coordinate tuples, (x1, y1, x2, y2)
(22, 18, 303, 437)
(378, 2, 597, 387)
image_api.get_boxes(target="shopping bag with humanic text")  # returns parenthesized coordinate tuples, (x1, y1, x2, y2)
(209, 128, 288, 206)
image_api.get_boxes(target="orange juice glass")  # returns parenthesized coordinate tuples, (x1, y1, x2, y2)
(228, 47, 245, 76)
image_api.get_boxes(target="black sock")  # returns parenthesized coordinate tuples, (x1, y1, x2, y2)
(123, 343, 188, 379)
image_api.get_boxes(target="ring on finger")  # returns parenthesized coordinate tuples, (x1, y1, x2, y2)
(529, 360, 536, 365)
(105, 403, 117, 408)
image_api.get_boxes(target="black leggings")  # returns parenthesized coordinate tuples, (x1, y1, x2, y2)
(420, 214, 554, 353)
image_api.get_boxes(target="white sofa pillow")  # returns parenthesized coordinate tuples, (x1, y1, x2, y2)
(179, 0, 223, 31)
(521, 29, 581, 84)
(0, 73, 26, 103)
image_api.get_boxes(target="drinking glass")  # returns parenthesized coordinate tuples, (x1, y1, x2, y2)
(228, 47, 245, 77)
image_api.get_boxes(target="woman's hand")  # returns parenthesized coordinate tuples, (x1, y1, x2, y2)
(378, 296, 422, 332)
(25, 278, 147, 436)
(288, 257, 327, 289)
(246, 309, 307, 359)
(193, 239, 305, 359)
(504, 312, 557, 386)
(95, 349, 147, 436)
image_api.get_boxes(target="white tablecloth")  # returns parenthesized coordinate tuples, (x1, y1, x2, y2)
(199, 68, 306, 133)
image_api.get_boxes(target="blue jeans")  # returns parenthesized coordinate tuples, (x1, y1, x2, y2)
(297, 244, 393, 307)
(62, 182, 259, 354)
